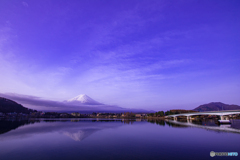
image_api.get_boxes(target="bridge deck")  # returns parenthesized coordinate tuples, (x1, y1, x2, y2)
(166, 110, 240, 117)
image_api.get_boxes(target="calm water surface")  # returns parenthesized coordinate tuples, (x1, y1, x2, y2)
(0, 118, 239, 160)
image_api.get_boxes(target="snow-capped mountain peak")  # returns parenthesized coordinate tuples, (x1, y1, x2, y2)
(66, 94, 102, 105)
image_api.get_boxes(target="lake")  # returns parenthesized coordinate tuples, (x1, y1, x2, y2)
(0, 118, 239, 160)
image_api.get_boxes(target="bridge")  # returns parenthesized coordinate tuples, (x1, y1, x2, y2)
(165, 110, 240, 123)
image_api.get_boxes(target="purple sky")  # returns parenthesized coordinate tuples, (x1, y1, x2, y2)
(0, 0, 239, 111)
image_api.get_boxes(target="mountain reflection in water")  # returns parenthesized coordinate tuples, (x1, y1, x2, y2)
(1, 118, 240, 142)
(0, 119, 130, 142)
(0, 118, 239, 160)
(63, 129, 97, 141)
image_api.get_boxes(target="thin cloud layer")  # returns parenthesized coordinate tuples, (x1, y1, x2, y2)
(0, 93, 125, 112)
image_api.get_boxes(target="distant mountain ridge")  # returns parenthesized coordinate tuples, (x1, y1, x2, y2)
(193, 102, 240, 112)
(65, 94, 102, 105)
(0, 97, 35, 113)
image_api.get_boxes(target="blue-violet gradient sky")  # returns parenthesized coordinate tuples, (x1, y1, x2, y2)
(0, 0, 239, 111)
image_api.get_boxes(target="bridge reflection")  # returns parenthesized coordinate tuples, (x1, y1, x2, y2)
(165, 119, 240, 134)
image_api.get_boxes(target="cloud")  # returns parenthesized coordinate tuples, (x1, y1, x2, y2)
(22, 2, 28, 7)
(0, 92, 123, 112)
(1, 0, 239, 110)
(0, 93, 110, 110)
(80, 59, 192, 86)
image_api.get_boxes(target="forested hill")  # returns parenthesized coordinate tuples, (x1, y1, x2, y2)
(193, 102, 240, 112)
(0, 97, 35, 113)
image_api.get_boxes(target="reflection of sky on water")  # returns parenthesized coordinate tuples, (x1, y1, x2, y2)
(0, 120, 124, 142)
(0, 119, 240, 160)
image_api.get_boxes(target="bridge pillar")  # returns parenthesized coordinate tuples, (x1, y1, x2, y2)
(187, 117, 192, 123)
(187, 116, 192, 123)
(219, 115, 231, 124)
(187, 116, 192, 120)
(220, 116, 224, 120)
(174, 116, 177, 121)
(220, 116, 230, 120)
(220, 116, 229, 120)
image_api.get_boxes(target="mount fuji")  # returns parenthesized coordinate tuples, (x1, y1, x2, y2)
(66, 94, 103, 105)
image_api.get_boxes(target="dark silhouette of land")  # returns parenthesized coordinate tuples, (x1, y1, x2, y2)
(0, 97, 36, 113)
